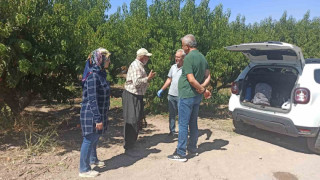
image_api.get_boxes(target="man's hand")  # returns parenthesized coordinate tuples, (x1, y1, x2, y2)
(96, 122, 103, 130)
(196, 86, 205, 94)
(148, 70, 156, 81)
(203, 89, 211, 99)
(157, 89, 163, 97)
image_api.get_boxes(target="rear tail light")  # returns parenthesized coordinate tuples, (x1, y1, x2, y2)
(298, 128, 312, 135)
(294, 88, 310, 104)
(231, 82, 239, 94)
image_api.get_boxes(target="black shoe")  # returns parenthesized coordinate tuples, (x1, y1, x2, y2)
(124, 144, 133, 150)
(167, 153, 187, 162)
(168, 132, 178, 138)
(124, 149, 132, 155)
(187, 150, 199, 157)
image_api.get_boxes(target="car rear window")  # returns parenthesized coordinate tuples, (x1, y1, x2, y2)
(244, 49, 297, 60)
(315, 69, 320, 84)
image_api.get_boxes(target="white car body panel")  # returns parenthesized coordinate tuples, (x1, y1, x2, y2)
(228, 42, 320, 131)
(226, 42, 305, 72)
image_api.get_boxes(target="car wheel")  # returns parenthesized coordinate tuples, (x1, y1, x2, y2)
(233, 119, 251, 132)
(307, 132, 320, 154)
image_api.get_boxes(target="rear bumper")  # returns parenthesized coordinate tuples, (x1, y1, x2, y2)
(232, 109, 319, 137)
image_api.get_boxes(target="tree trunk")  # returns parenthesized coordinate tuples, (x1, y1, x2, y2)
(0, 84, 36, 116)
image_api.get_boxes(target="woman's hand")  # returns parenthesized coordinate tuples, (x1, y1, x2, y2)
(96, 122, 103, 130)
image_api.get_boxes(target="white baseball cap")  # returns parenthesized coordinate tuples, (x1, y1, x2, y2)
(137, 48, 152, 57)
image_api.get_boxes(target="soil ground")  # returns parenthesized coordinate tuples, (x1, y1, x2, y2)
(1, 91, 320, 180)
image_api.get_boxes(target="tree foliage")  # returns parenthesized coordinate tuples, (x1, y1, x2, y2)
(0, 0, 110, 115)
(1, 0, 320, 116)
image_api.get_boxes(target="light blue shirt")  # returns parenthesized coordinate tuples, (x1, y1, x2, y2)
(168, 64, 182, 96)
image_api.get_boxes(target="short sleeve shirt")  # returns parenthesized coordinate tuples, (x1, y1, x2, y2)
(178, 50, 209, 98)
(167, 64, 182, 96)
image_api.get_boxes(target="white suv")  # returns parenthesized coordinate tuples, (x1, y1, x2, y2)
(227, 42, 320, 154)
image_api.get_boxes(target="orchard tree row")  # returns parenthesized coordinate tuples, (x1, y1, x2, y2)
(1, 0, 319, 116)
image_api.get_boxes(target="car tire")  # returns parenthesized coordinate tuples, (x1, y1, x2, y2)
(307, 132, 320, 154)
(233, 119, 251, 132)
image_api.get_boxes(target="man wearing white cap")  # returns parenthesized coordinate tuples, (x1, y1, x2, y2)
(122, 48, 156, 151)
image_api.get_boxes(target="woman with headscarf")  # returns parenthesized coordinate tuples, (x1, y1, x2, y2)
(79, 48, 111, 178)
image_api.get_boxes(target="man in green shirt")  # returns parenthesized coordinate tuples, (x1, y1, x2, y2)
(168, 34, 211, 162)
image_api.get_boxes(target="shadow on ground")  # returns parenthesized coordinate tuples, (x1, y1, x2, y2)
(235, 126, 311, 154)
(95, 128, 219, 172)
(97, 133, 175, 171)
(198, 139, 229, 152)
(56, 106, 126, 155)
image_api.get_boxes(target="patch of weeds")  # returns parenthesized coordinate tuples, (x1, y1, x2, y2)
(0, 103, 14, 133)
(23, 117, 58, 156)
(110, 97, 122, 109)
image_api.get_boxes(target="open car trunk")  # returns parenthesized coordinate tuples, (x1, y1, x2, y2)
(239, 65, 298, 113)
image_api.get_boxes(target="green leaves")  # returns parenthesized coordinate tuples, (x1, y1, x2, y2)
(100, 0, 320, 112)
(17, 39, 32, 53)
(0, 0, 320, 115)
(0, 0, 112, 114)
(15, 13, 28, 26)
(0, 43, 7, 55)
(0, 22, 12, 38)
(18, 59, 32, 74)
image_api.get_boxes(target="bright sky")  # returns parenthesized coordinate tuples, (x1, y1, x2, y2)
(107, 0, 320, 24)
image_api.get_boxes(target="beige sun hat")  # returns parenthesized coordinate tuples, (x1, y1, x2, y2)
(137, 48, 152, 56)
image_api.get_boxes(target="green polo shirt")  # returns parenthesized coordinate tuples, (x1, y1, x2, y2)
(178, 50, 209, 98)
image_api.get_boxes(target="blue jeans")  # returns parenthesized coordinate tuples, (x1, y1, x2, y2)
(79, 133, 101, 173)
(168, 95, 179, 133)
(177, 95, 202, 156)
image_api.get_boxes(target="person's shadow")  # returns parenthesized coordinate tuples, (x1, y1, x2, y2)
(95, 128, 222, 172)
(198, 139, 228, 153)
(96, 132, 175, 172)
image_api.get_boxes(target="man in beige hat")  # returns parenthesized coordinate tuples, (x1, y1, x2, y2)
(122, 48, 156, 151)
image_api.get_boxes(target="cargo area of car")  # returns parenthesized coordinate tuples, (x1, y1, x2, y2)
(239, 65, 299, 112)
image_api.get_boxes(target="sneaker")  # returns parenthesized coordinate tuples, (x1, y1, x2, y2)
(167, 154, 187, 162)
(79, 170, 99, 178)
(187, 150, 199, 157)
(168, 132, 178, 138)
(168, 132, 177, 137)
(90, 161, 105, 168)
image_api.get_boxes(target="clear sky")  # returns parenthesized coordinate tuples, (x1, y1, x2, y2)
(107, 0, 320, 24)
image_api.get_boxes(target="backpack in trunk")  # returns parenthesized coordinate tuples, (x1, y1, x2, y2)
(252, 83, 272, 106)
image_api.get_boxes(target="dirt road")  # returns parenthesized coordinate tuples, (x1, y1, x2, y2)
(1, 102, 320, 180)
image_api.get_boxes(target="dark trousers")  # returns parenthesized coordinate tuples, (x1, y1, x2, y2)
(122, 90, 144, 149)
(124, 123, 139, 149)
(168, 95, 179, 133)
